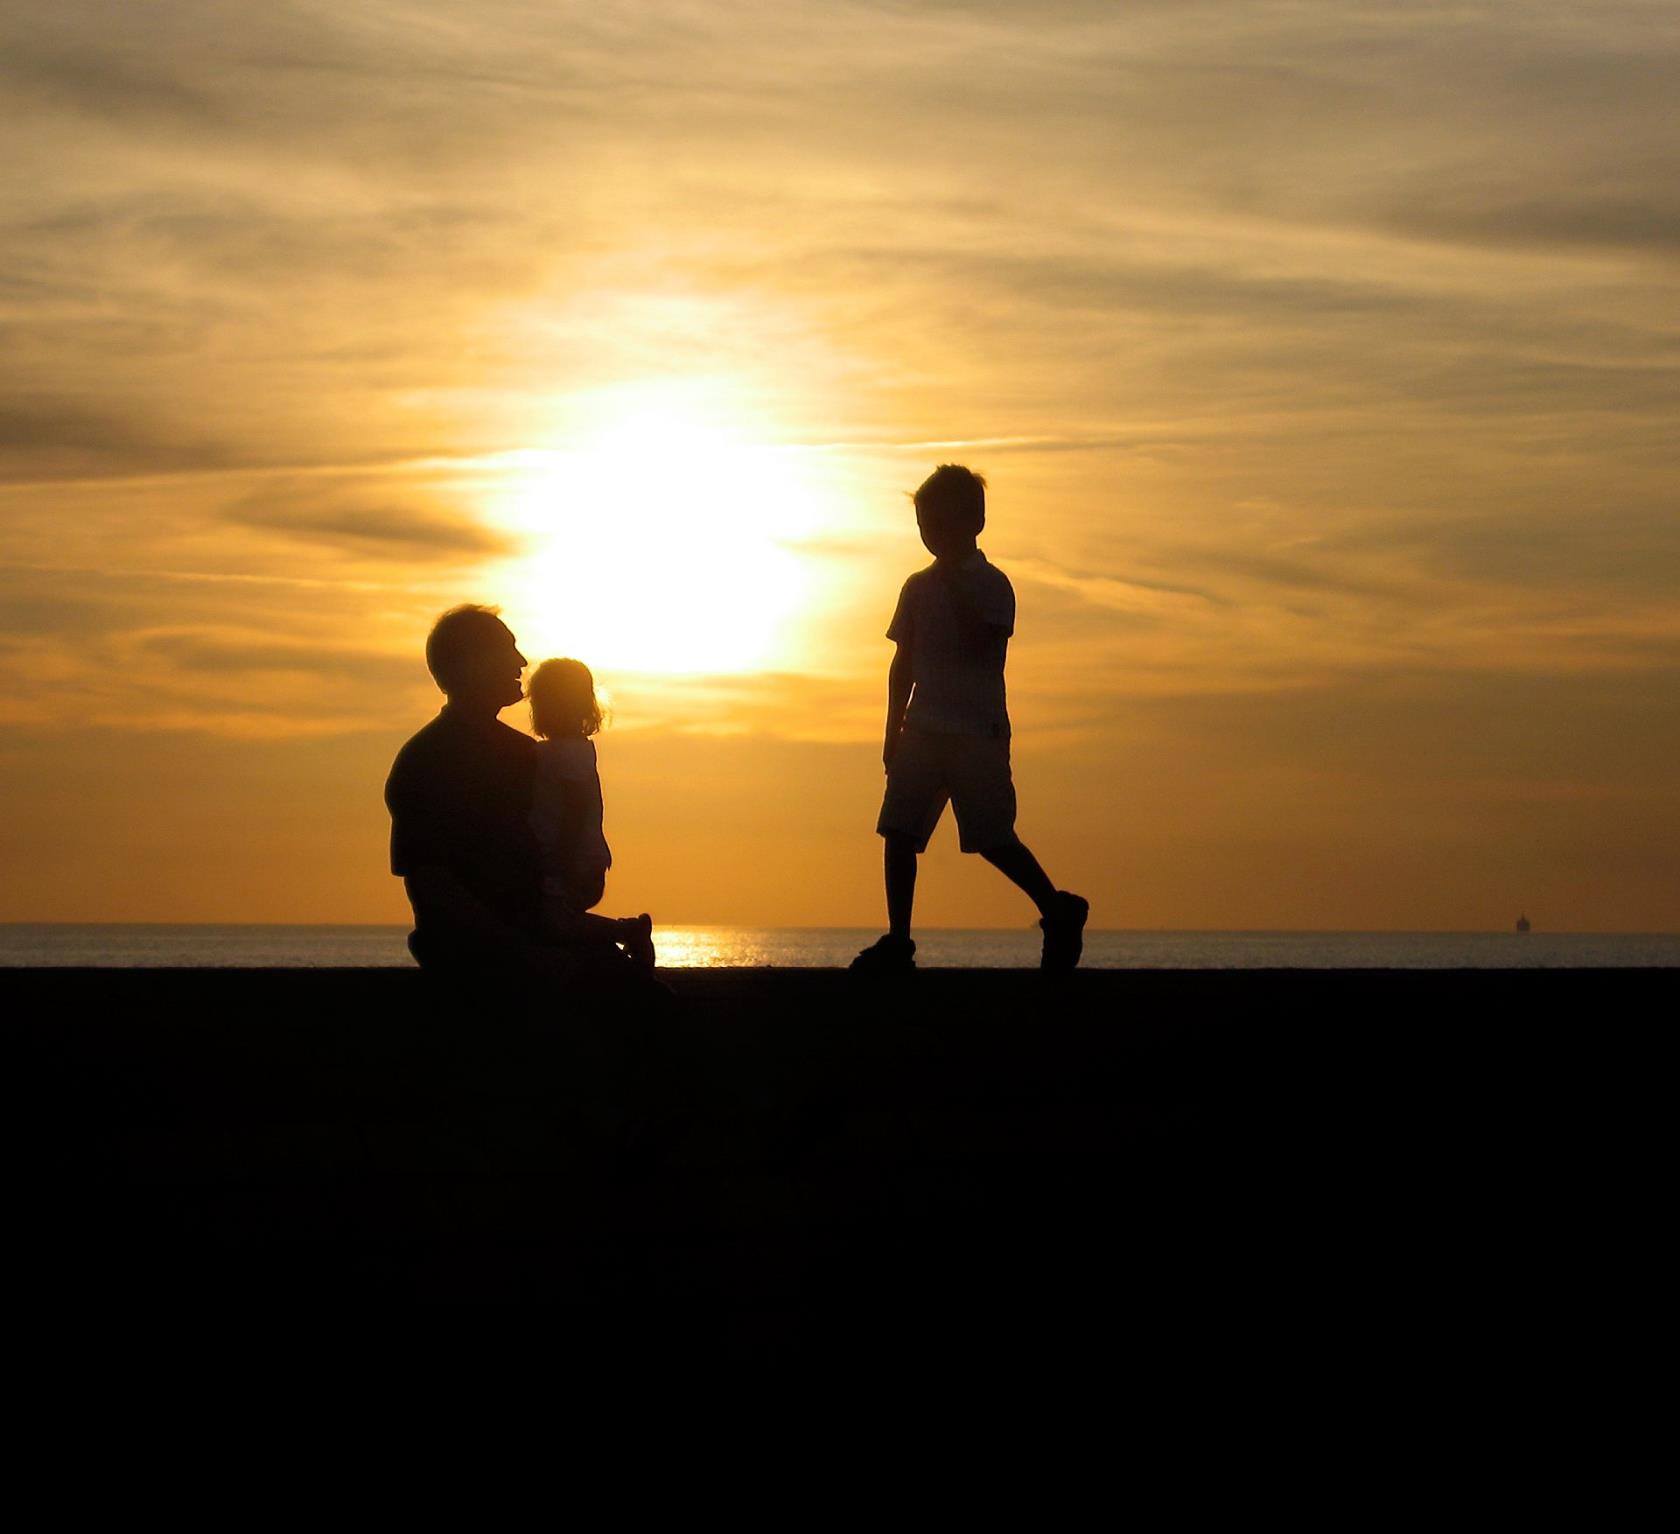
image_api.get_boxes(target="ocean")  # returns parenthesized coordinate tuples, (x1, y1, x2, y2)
(1, 924, 1675, 969)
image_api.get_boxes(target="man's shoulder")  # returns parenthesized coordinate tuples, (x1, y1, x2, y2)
(490, 718, 537, 754)
(387, 711, 531, 784)
(388, 713, 448, 779)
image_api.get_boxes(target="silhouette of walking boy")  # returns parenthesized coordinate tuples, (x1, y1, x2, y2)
(853, 465, 1088, 972)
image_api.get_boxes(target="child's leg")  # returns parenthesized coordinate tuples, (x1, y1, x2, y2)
(857, 731, 940, 968)
(981, 841, 1057, 918)
(884, 832, 918, 939)
(571, 911, 630, 944)
(985, 840, 1088, 970)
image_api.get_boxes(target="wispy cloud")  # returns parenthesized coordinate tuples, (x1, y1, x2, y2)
(227, 484, 517, 561)
(2, 0, 1678, 923)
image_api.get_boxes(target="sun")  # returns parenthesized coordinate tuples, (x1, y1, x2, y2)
(489, 390, 826, 678)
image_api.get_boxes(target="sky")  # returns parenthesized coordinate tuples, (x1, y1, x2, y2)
(2, 0, 1677, 931)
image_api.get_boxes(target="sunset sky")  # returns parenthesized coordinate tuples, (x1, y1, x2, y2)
(3, 0, 1677, 931)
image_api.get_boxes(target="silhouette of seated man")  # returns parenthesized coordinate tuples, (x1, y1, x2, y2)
(385, 605, 572, 979)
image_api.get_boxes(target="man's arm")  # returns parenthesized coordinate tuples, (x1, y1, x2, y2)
(883, 641, 913, 770)
(404, 864, 518, 955)
(389, 745, 575, 977)
(404, 864, 569, 974)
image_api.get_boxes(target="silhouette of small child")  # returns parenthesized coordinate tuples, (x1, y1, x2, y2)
(853, 465, 1088, 973)
(528, 658, 654, 972)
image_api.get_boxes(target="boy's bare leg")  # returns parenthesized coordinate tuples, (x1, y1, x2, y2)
(986, 841, 1088, 969)
(885, 832, 918, 939)
(851, 834, 920, 971)
(981, 841, 1057, 917)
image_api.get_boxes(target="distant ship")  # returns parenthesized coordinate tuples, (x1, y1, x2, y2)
(1515, 914, 1531, 934)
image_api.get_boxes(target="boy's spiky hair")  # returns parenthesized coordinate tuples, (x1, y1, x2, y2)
(913, 463, 986, 533)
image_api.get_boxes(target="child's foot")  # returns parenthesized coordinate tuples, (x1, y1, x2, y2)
(1039, 892, 1089, 971)
(622, 913, 656, 974)
(849, 933, 916, 974)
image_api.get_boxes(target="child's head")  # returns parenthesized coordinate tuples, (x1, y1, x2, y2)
(528, 657, 604, 739)
(912, 464, 986, 559)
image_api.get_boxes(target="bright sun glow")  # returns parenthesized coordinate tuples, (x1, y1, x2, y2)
(490, 390, 827, 677)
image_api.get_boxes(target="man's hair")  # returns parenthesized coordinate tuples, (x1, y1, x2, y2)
(913, 463, 986, 534)
(425, 604, 505, 693)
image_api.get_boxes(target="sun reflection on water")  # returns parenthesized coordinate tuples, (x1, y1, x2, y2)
(651, 926, 778, 967)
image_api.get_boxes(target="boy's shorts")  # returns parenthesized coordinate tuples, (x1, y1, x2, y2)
(877, 727, 1019, 854)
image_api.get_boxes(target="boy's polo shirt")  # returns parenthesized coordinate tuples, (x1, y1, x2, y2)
(888, 549, 1015, 738)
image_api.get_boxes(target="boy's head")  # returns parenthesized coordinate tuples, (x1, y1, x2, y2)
(912, 464, 986, 560)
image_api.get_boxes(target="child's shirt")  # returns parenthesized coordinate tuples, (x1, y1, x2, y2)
(888, 549, 1015, 739)
(530, 736, 612, 895)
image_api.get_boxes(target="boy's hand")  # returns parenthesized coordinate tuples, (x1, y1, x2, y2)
(883, 725, 902, 772)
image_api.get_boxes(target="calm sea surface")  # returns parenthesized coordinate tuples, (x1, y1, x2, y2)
(1, 924, 1675, 969)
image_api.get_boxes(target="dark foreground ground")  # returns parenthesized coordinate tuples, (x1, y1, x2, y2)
(4, 967, 1664, 1354)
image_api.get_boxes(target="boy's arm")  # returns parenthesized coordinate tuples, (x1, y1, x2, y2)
(883, 642, 913, 770)
(404, 865, 510, 951)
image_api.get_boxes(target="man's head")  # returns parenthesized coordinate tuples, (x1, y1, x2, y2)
(913, 464, 986, 560)
(425, 605, 526, 710)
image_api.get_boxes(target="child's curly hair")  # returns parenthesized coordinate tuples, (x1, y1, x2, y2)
(528, 657, 604, 739)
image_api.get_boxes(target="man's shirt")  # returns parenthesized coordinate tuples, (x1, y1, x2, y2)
(385, 705, 542, 935)
(888, 549, 1015, 739)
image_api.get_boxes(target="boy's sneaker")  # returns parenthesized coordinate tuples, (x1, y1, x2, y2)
(849, 934, 916, 974)
(1039, 892, 1089, 971)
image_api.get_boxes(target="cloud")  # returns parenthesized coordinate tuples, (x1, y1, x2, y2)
(132, 629, 418, 685)
(609, 668, 879, 742)
(1378, 190, 1680, 263)
(0, 38, 226, 130)
(0, 399, 235, 481)
(226, 485, 517, 561)
(3, 0, 1679, 924)
(1010, 556, 1222, 617)
(0, 559, 444, 738)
